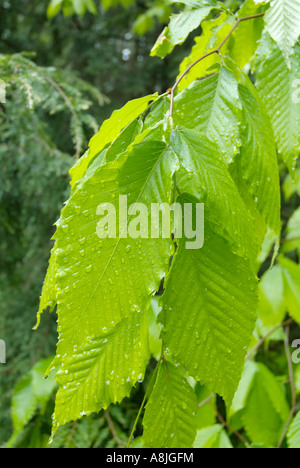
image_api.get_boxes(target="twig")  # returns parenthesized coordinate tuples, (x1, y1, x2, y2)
(198, 393, 249, 447)
(209, 401, 250, 448)
(277, 326, 297, 448)
(44, 75, 82, 159)
(198, 392, 215, 408)
(104, 410, 123, 448)
(126, 359, 161, 448)
(245, 318, 294, 361)
(169, 13, 265, 119)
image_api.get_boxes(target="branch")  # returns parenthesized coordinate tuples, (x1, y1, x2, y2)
(245, 318, 293, 361)
(169, 13, 265, 119)
(198, 392, 215, 408)
(198, 392, 249, 447)
(43, 75, 82, 159)
(104, 410, 124, 448)
(208, 401, 250, 448)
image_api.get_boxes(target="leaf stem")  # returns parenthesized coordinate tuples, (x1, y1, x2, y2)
(169, 13, 265, 119)
(126, 359, 161, 448)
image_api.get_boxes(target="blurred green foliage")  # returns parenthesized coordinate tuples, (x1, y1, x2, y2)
(0, 50, 107, 444)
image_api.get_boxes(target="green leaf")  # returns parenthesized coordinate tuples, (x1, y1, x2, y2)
(142, 361, 197, 448)
(228, 361, 257, 430)
(40, 132, 180, 432)
(257, 257, 300, 326)
(254, 34, 300, 174)
(176, 12, 234, 91)
(193, 425, 233, 448)
(148, 298, 163, 361)
(132, 14, 155, 36)
(8, 358, 57, 447)
(35, 246, 59, 328)
(175, 62, 281, 246)
(194, 384, 216, 429)
(47, 0, 63, 18)
(102, 0, 135, 9)
(72, 0, 87, 16)
(30, 358, 57, 410)
(69, 94, 158, 188)
(47, 0, 97, 17)
(283, 168, 300, 200)
(282, 207, 300, 253)
(85, 0, 97, 14)
(176, 1, 265, 92)
(287, 412, 300, 448)
(278, 256, 300, 324)
(53, 309, 150, 431)
(159, 195, 258, 404)
(234, 81, 281, 237)
(258, 265, 286, 328)
(167, 0, 217, 5)
(228, 0, 266, 69)
(55, 139, 177, 345)
(10, 373, 37, 437)
(143, 96, 171, 128)
(151, 1, 220, 58)
(173, 65, 243, 165)
(132, 1, 172, 36)
(242, 362, 289, 447)
(105, 118, 143, 163)
(265, 0, 300, 66)
(170, 127, 258, 260)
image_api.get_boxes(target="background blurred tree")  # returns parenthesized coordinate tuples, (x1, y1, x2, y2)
(0, 0, 183, 110)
